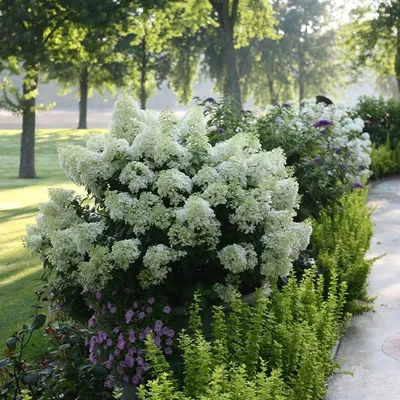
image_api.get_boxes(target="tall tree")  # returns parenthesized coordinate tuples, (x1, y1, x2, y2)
(169, 0, 277, 107)
(0, 0, 125, 178)
(241, 0, 342, 105)
(121, 6, 181, 110)
(345, 0, 400, 93)
(48, 24, 128, 129)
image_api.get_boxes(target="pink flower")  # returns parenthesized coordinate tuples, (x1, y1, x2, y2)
(166, 338, 173, 346)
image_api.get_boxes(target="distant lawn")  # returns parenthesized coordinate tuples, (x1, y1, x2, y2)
(0, 128, 106, 359)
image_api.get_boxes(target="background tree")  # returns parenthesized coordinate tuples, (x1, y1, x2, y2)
(345, 0, 400, 94)
(0, 0, 127, 178)
(121, 5, 184, 110)
(171, 0, 278, 108)
(48, 24, 129, 129)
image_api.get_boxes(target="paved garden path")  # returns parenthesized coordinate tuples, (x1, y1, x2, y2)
(327, 177, 400, 400)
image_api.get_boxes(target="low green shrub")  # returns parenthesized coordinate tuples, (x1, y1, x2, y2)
(355, 96, 400, 147)
(138, 268, 348, 400)
(311, 189, 375, 313)
(370, 136, 400, 178)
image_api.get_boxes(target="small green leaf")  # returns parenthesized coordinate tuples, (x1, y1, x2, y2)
(6, 337, 17, 351)
(0, 358, 9, 369)
(23, 372, 40, 385)
(59, 343, 71, 351)
(31, 314, 46, 330)
(91, 365, 108, 378)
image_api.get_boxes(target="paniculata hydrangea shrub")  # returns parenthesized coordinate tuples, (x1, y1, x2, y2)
(25, 94, 311, 309)
(86, 291, 174, 388)
(254, 100, 372, 219)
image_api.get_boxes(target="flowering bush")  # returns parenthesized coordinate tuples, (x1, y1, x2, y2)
(86, 291, 175, 388)
(254, 100, 372, 218)
(25, 94, 310, 310)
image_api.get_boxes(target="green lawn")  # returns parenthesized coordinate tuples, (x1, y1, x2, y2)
(0, 128, 106, 358)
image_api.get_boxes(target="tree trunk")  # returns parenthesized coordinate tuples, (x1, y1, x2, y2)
(395, 34, 400, 96)
(219, 0, 242, 108)
(268, 78, 277, 105)
(78, 66, 88, 129)
(19, 71, 38, 179)
(298, 38, 306, 103)
(139, 38, 148, 110)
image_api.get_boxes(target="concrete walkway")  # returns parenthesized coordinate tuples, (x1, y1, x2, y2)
(327, 177, 400, 400)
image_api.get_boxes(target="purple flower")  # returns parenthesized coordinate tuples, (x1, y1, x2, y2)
(139, 333, 145, 340)
(166, 338, 173, 346)
(144, 327, 151, 336)
(95, 291, 101, 300)
(161, 326, 169, 335)
(117, 333, 126, 350)
(164, 347, 172, 355)
(110, 306, 117, 314)
(107, 302, 112, 309)
(147, 297, 155, 305)
(108, 353, 115, 361)
(138, 312, 145, 319)
(117, 366, 124, 376)
(125, 354, 134, 368)
(154, 337, 161, 346)
(114, 349, 120, 356)
(112, 327, 120, 334)
(353, 182, 363, 189)
(105, 360, 112, 369)
(136, 357, 144, 366)
(132, 375, 140, 385)
(88, 314, 97, 328)
(129, 329, 136, 343)
(163, 306, 171, 314)
(89, 353, 97, 364)
(106, 339, 113, 347)
(312, 119, 333, 127)
(142, 362, 149, 371)
(154, 320, 163, 330)
(313, 157, 323, 165)
(125, 309, 134, 324)
(105, 377, 114, 388)
(167, 329, 175, 338)
(123, 375, 130, 384)
(97, 331, 107, 344)
(146, 307, 153, 314)
(133, 301, 139, 309)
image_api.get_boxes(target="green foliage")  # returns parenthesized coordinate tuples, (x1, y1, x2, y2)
(0, 318, 113, 400)
(243, 0, 343, 104)
(355, 96, 400, 146)
(370, 139, 400, 179)
(138, 267, 347, 399)
(311, 189, 375, 313)
(195, 96, 255, 144)
(343, 1, 400, 86)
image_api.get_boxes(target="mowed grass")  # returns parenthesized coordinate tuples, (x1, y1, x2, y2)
(0, 128, 106, 358)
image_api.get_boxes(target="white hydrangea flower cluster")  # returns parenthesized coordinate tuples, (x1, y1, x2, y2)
(26, 94, 311, 301)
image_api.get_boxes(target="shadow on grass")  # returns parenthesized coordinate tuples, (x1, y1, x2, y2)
(0, 204, 40, 224)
